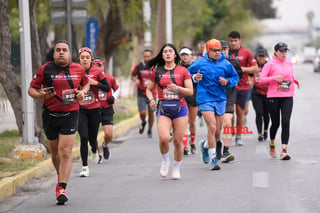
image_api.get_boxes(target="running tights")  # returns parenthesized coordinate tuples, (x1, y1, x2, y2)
(79, 108, 101, 166)
(267, 97, 293, 145)
(251, 92, 269, 134)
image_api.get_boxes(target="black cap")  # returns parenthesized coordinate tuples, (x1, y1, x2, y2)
(220, 40, 228, 48)
(274, 42, 289, 51)
(256, 48, 267, 56)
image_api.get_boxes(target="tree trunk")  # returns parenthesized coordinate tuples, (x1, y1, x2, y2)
(0, 0, 23, 134)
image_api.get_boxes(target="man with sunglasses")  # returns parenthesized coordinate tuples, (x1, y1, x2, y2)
(228, 31, 258, 146)
(188, 39, 239, 171)
(28, 40, 90, 205)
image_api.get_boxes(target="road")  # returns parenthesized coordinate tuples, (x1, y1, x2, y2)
(1, 63, 320, 213)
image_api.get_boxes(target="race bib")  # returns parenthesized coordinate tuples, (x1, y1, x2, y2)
(98, 89, 107, 101)
(163, 89, 179, 100)
(278, 81, 291, 92)
(79, 91, 95, 105)
(143, 79, 149, 87)
(62, 89, 76, 105)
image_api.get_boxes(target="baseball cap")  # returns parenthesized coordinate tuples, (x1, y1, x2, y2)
(179, 47, 192, 55)
(274, 42, 289, 51)
(206, 39, 222, 53)
(220, 40, 228, 48)
(93, 57, 105, 64)
(256, 48, 268, 56)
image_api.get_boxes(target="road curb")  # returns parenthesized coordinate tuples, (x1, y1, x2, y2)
(0, 114, 140, 202)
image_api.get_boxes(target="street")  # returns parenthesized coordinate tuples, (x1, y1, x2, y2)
(2, 63, 320, 213)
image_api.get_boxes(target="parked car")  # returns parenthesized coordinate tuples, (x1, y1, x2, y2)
(313, 49, 320, 72)
(303, 46, 316, 63)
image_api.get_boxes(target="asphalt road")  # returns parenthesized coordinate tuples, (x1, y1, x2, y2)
(2, 63, 320, 213)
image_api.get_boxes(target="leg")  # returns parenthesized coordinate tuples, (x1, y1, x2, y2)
(188, 106, 198, 154)
(280, 97, 293, 150)
(48, 138, 60, 173)
(78, 109, 89, 166)
(251, 93, 264, 139)
(202, 111, 217, 149)
(267, 98, 281, 144)
(58, 134, 76, 184)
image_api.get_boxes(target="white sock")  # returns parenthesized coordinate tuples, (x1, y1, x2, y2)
(161, 153, 170, 163)
(208, 148, 216, 160)
(173, 160, 181, 170)
(204, 140, 209, 148)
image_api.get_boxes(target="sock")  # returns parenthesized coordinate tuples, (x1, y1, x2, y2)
(208, 148, 216, 160)
(190, 133, 196, 145)
(183, 135, 188, 147)
(59, 182, 67, 190)
(161, 153, 170, 163)
(223, 146, 229, 154)
(173, 160, 182, 171)
(204, 140, 209, 149)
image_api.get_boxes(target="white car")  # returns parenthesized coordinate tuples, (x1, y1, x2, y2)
(314, 49, 320, 72)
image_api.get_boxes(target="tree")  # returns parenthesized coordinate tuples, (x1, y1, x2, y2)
(248, 0, 276, 19)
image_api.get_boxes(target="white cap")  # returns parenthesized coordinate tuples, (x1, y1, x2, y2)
(179, 48, 192, 55)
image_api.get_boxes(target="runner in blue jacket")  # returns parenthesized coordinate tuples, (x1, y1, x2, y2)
(188, 39, 238, 171)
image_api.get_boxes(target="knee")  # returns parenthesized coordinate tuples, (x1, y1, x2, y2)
(207, 124, 217, 133)
(159, 135, 171, 144)
(60, 146, 72, 159)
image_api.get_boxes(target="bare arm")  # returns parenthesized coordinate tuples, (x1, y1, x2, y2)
(28, 86, 56, 99)
(242, 64, 258, 74)
(146, 80, 156, 110)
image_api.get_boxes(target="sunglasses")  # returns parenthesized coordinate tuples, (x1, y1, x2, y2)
(79, 47, 92, 54)
(210, 48, 222, 53)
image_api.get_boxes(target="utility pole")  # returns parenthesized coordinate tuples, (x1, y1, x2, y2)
(143, 0, 152, 48)
(18, 0, 35, 145)
(165, 0, 172, 43)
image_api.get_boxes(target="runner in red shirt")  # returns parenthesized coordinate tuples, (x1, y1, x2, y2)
(228, 31, 258, 146)
(131, 49, 156, 138)
(28, 40, 90, 205)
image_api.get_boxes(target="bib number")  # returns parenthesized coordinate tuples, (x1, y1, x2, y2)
(62, 89, 76, 105)
(79, 91, 95, 105)
(163, 89, 179, 100)
(277, 81, 291, 92)
(98, 89, 107, 101)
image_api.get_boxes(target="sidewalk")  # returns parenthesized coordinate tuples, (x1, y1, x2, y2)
(0, 114, 140, 202)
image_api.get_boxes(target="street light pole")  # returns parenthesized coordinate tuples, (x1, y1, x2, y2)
(67, 0, 72, 54)
(165, 0, 172, 43)
(18, 0, 35, 144)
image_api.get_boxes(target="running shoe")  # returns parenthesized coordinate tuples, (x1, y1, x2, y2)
(56, 187, 68, 205)
(199, 117, 205, 127)
(147, 129, 152, 138)
(190, 144, 196, 154)
(269, 143, 277, 158)
(160, 161, 170, 178)
(210, 155, 220, 170)
(97, 154, 103, 164)
(258, 135, 263, 142)
(216, 141, 222, 160)
(102, 144, 111, 160)
(172, 167, 181, 180)
(79, 166, 90, 177)
(280, 151, 291, 160)
(199, 140, 209, 164)
(221, 152, 235, 163)
(183, 146, 189, 155)
(139, 121, 147, 134)
(91, 152, 99, 163)
(235, 137, 244, 146)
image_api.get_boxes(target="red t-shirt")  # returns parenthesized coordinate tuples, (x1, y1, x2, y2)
(229, 46, 257, 90)
(150, 65, 191, 107)
(30, 61, 89, 112)
(131, 62, 156, 96)
(79, 64, 106, 109)
(100, 73, 120, 109)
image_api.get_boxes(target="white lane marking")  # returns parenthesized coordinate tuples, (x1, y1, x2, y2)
(255, 144, 267, 154)
(252, 171, 269, 188)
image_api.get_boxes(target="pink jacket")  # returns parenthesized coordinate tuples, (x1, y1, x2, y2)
(259, 56, 298, 98)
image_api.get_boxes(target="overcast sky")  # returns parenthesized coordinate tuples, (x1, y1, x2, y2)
(263, 0, 320, 30)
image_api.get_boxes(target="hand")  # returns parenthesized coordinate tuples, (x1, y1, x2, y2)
(219, 77, 228, 86)
(167, 83, 179, 91)
(195, 71, 203, 81)
(149, 99, 157, 110)
(294, 79, 300, 89)
(107, 96, 115, 104)
(40, 88, 56, 99)
(75, 89, 86, 101)
(277, 75, 283, 83)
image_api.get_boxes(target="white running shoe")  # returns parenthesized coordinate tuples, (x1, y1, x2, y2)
(79, 166, 90, 177)
(172, 167, 181, 180)
(160, 161, 170, 178)
(91, 152, 99, 164)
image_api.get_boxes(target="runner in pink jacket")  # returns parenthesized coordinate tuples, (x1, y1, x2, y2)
(259, 42, 300, 160)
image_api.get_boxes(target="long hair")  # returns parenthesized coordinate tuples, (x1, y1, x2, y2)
(147, 43, 181, 69)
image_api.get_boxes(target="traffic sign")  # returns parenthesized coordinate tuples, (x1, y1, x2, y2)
(85, 18, 99, 54)
(50, 8, 87, 24)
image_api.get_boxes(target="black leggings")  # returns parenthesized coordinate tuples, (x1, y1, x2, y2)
(251, 91, 269, 134)
(267, 97, 293, 145)
(78, 108, 101, 166)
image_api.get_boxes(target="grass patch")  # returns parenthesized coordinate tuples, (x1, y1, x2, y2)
(0, 130, 20, 158)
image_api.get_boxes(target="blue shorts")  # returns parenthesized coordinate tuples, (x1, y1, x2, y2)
(198, 100, 226, 116)
(157, 105, 188, 119)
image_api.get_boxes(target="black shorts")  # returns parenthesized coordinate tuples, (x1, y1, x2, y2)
(184, 95, 197, 107)
(101, 106, 114, 125)
(42, 109, 79, 140)
(225, 87, 237, 114)
(236, 89, 250, 110)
